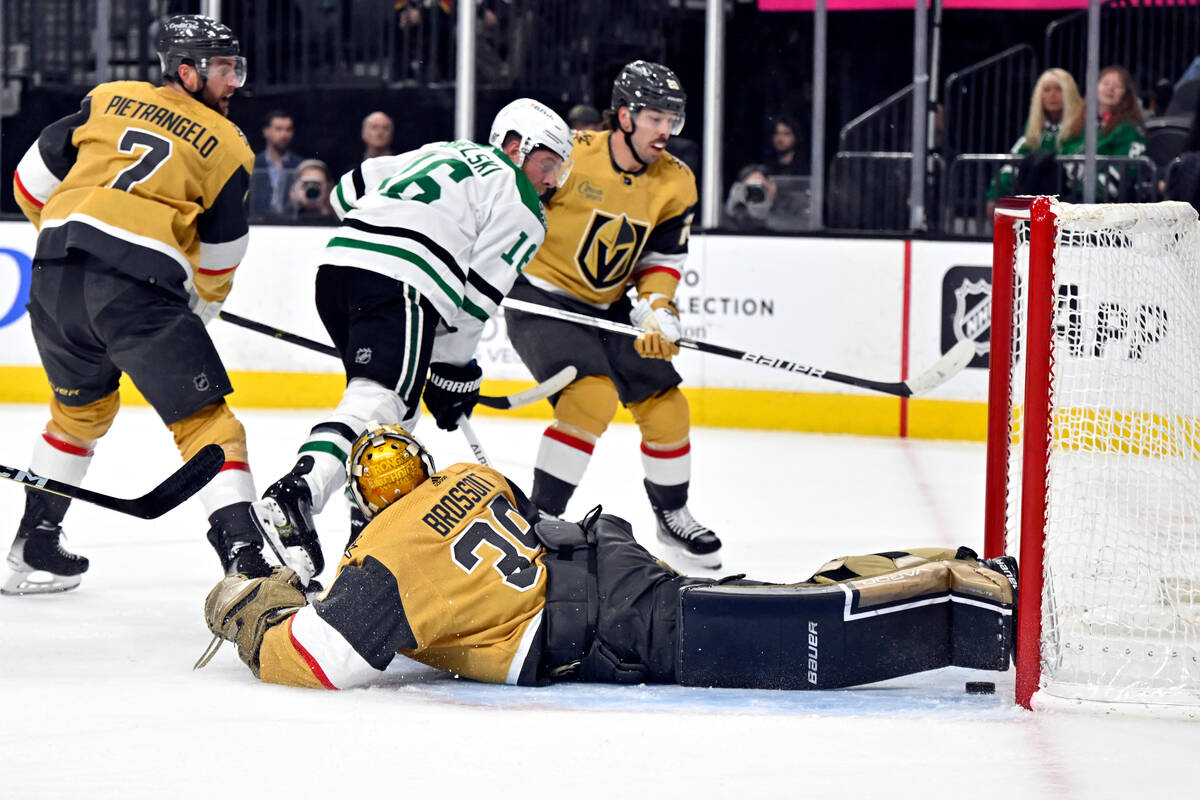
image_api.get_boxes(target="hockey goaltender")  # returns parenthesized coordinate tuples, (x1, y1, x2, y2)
(197, 423, 1017, 690)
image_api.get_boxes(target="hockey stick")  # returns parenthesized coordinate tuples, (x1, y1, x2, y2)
(458, 416, 491, 466)
(217, 311, 576, 408)
(0, 444, 226, 519)
(502, 298, 977, 399)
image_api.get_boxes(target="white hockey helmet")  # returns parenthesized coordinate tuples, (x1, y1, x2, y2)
(488, 98, 574, 186)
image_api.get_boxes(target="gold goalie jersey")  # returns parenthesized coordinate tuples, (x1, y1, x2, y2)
(524, 128, 698, 308)
(257, 464, 549, 689)
(12, 80, 254, 307)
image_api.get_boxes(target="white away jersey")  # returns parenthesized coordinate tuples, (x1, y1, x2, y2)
(327, 140, 547, 364)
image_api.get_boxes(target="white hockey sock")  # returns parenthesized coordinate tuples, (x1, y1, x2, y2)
(535, 425, 596, 488)
(197, 465, 256, 518)
(30, 430, 94, 487)
(640, 439, 691, 488)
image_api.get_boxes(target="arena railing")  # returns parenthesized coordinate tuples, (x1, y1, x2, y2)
(836, 85, 915, 154)
(942, 44, 1038, 157)
(941, 153, 1160, 236)
(1044, 0, 1200, 102)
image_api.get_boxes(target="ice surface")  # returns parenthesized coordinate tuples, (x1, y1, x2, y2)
(1, 404, 1196, 798)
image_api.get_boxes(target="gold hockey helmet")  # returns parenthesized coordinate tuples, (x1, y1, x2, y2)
(347, 422, 437, 519)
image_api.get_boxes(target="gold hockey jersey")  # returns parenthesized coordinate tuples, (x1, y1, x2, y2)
(524, 129, 698, 308)
(13, 81, 254, 307)
(258, 463, 549, 689)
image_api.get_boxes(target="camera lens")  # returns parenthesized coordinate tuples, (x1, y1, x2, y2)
(303, 181, 321, 200)
(745, 185, 766, 203)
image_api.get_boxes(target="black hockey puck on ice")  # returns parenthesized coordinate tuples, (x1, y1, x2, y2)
(965, 681, 996, 694)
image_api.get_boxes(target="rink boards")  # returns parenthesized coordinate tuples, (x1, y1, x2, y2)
(0, 221, 994, 440)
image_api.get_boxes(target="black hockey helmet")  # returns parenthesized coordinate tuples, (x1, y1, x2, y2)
(611, 60, 687, 123)
(156, 15, 245, 86)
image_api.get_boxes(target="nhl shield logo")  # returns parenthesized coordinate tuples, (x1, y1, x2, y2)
(355, 347, 373, 365)
(193, 372, 210, 392)
(952, 278, 991, 356)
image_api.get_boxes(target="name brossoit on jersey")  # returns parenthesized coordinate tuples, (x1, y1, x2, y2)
(13, 80, 255, 308)
(524, 129, 698, 309)
(326, 140, 548, 365)
(255, 463, 549, 689)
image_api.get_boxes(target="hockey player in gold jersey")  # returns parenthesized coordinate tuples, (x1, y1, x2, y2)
(200, 423, 1019, 691)
(503, 61, 721, 569)
(5, 15, 271, 595)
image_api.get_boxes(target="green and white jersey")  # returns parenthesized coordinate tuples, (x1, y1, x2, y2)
(328, 140, 547, 364)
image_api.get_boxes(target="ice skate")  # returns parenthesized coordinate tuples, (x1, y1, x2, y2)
(2, 522, 89, 596)
(206, 502, 273, 579)
(651, 502, 722, 569)
(251, 470, 323, 585)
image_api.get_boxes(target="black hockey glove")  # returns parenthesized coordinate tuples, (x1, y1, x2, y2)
(424, 361, 483, 431)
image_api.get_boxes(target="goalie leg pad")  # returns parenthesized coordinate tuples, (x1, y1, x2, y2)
(677, 560, 1013, 689)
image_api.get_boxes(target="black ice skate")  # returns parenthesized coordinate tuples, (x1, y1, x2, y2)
(651, 502, 722, 569)
(3, 521, 89, 596)
(206, 502, 273, 579)
(251, 468, 323, 586)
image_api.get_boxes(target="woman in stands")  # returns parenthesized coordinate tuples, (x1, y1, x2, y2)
(987, 68, 1083, 205)
(1061, 65, 1148, 201)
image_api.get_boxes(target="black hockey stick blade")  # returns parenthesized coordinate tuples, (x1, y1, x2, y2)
(0, 444, 226, 520)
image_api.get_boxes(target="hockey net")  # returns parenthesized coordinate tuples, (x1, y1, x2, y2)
(985, 197, 1200, 717)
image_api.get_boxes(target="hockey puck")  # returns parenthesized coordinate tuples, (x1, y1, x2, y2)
(965, 681, 996, 695)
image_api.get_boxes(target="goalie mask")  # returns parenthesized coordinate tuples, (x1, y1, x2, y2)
(156, 14, 247, 89)
(347, 423, 437, 520)
(488, 98, 574, 187)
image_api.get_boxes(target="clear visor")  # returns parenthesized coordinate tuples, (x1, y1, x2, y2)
(553, 156, 574, 188)
(632, 106, 685, 136)
(201, 55, 248, 87)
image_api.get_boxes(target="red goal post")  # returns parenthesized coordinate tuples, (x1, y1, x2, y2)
(985, 196, 1200, 717)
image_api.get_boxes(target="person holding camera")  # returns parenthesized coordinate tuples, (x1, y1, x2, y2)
(723, 164, 777, 230)
(288, 159, 334, 218)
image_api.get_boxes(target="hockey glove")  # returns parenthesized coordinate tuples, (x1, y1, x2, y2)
(630, 294, 682, 361)
(424, 360, 483, 431)
(197, 566, 308, 677)
(187, 293, 223, 326)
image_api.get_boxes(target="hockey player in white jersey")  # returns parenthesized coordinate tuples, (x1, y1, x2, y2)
(251, 98, 572, 586)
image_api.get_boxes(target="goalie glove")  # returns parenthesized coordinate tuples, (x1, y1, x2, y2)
(423, 360, 483, 431)
(195, 566, 308, 677)
(630, 293, 682, 361)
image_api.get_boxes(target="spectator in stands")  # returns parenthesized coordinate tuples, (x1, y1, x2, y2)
(1061, 66, 1148, 202)
(249, 109, 305, 218)
(361, 111, 395, 160)
(724, 164, 777, 231)
(567, 104, 605, 132)
(986, 68, 1083, 208)
(288, 159, 335, 219)
(764, 116, 806, 176)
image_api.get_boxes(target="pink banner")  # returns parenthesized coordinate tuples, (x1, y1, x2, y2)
(759, 1, 1090, 9)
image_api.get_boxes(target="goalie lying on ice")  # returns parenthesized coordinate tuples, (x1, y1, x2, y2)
(198, 422, 1017, 690)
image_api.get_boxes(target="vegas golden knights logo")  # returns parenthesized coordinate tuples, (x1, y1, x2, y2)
(574, 210, 650, 290)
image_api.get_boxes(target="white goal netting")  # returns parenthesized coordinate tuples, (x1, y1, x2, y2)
(1003, 201, 1200, 715)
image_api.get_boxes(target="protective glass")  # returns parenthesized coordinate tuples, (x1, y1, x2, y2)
(633, 106, 685, 136)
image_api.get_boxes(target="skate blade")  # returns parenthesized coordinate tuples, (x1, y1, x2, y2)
(250, 498, 317, 587)
(656, 536, 722, 571)
(1, 568, 82, 596)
